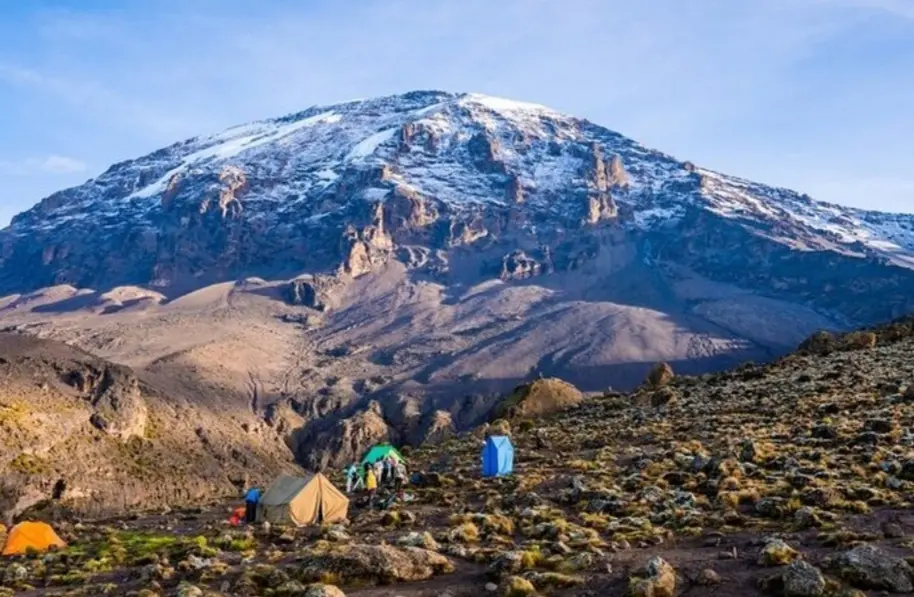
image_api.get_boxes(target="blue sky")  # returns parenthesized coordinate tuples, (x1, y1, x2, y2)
(1, 0, 913, 227)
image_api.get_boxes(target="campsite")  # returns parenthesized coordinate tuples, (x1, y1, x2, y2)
(3, 1, 914, 595)
(0, 439, 509, 596)
(6, 317, 914, 597)
(7, 329, 914, 597)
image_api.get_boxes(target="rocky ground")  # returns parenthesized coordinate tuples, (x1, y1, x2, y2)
(3, 319, 914, 596)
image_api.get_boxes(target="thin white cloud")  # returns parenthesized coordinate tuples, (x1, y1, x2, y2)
(41, 155, 87, 174)
(827, 0, 914, 18)
(0, 155, 87, 175)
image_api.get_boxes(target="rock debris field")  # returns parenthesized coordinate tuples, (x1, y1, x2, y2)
(4, 319, 914, 596)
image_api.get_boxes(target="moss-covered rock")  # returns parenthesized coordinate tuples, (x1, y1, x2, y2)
(628, 557, 676, 597)
(501, 575, 536, 597)
(758, 539, 799, 567)
(493, 379, 583, 421)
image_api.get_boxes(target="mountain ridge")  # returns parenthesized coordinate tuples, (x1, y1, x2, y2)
(4, 90, 914, 297)
(2, 89, 914, 468)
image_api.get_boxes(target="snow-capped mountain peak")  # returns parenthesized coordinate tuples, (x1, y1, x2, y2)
(3, 90, 914, 327)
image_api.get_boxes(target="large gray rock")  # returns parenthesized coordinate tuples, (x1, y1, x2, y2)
(826, 544, 914, 593)
(783, 561, 826, 597)
(284, 276, 338, 311)
(299, 544, 455, 584)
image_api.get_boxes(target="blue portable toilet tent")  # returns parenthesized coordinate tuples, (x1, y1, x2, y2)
(482, 435, 514, 477)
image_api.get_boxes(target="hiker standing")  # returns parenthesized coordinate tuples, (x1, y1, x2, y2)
(352, 465, 365, 492)
(243, 486, 262, 524)
(383, 456, 393, 484)
(365, 463, 378, 507)
(393, 459, 407, 497)
(391, 456, 399, 483)
(345, 464, 358, 494)
(374, 460, 384, 487)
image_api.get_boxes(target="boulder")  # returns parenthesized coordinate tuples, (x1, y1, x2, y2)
(794, 507, 823, 529)
(645, 363, 674, 388)
(501, 575, 536, 597)
(842, 331, 877, 350)
(866, 419, 895, 434)
(299, 544, 455, 584)
(651, 387, 677, 408)
(284, 276, 337, 311)
(694, 568, 721, 586)
(304, 584, 347, 597)
(900, 460, 914, 481)
(740, 439, 759, 463)
(493, 378, 583, 421)
(628, 557, 676, 597)
(488, 551, 526, 579)
(756, 497, 787, 519)
(798, 331, 838, 355)
(3, 563, 28, 585)
(415, 410, 455, 446)
(758, 539, 799, 566)
(811, 425, 838, 440)
(783, 561, 826, 597)
(397, 531, 440, 551)
(276, 581, 308, 594)
(566, 552, 595, 571)
(175, 583, 204, 597)
(825, 544, 914, 593)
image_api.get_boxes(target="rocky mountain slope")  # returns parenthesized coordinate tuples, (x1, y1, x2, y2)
(2, 90, 914, 468)
(5, 318, 914, 597)
(0, 332, 297, 519)
(4, 91, 914, 304)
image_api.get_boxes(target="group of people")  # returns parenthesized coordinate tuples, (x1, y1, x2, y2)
(345, 456, 408, 506)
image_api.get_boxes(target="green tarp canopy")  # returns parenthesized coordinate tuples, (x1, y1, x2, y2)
(361, 443, 405, 465)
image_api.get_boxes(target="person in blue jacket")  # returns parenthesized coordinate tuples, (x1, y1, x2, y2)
(244, 486, 262, 524)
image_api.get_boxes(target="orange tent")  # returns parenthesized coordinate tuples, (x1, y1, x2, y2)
(2, 522, 66, 556)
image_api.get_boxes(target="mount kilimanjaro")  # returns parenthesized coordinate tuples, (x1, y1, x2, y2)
(2, 90, 914, 469)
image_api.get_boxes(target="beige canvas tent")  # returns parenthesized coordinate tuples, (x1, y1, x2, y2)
(257, 473, 349, 526)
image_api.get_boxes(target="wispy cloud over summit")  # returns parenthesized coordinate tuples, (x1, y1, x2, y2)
(0, 154, 86, 175)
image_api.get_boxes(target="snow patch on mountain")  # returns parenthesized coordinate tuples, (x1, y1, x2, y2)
(696, 167, 914, 259)
(6, 89, 914, 273)
(348, 127, 398, 160)
(126, 111, 344, 201)
(460, 93, 557, 115)
(632, 206, 687, 228)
